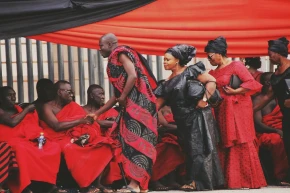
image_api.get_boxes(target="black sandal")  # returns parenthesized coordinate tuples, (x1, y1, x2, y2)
(180, 181, 197, 191)
(117, 186, 140, 193)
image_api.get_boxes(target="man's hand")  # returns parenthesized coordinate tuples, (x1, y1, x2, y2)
(25, 104, 35, 112)
(223, 86, 237, 95)
(81, 116, 94, 125)
(196, 99, 208, 109)
(284, 99, 290, 108)
(276, 129, 283, 138)
(116, 96, 126, 107)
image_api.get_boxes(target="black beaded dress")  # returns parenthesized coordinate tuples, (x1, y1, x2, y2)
(154, 62, 224, 190)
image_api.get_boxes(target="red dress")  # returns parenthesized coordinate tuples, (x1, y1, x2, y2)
(0, 106, 61, 193)
(40, 102, 113, 188)
(107, 45, 158, 189)
(151, 113, 185, 181)
(209, 61, 266, 188)
(257, 104, 289, 180)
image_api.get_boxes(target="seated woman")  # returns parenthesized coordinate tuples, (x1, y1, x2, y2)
(150, 105, 185, 191)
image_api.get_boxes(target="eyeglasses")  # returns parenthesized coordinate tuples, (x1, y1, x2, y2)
(207, 53, 215, 60)
(59, 89, 74, 95)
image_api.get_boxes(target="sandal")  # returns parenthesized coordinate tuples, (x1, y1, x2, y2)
(167, 182, 181, 190)
(279, 181, 290, 186)
(180, 181, 197, 191)
(99, 187, 114, 193)
(117, 186, 140, 193)
(87, 187, 101, 193)
(49, 186, 68, 193)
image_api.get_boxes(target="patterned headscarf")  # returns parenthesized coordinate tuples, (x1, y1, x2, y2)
(165, 44, 196, 66)
(268, 37, 289, 57)
(204, 36, 227, 56)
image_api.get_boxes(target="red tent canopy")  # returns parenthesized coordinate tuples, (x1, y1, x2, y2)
(29, 0, 290, 57)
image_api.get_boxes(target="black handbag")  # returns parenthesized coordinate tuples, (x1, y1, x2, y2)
(187, 79, 223, 108)
(187, 79, 205, 101)
(229, 74, 242, 89)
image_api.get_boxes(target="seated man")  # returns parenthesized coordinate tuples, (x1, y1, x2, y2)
(0, 86, 62, 193)
(83, 84, 121, 188)
(33, 78, 55, 120)
(253, 72, 289, 184)
(150, 106, 185, 191)
(40, 80, 113, 193)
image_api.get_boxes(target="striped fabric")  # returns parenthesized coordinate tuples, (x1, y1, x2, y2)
(0, 142, 18, 185)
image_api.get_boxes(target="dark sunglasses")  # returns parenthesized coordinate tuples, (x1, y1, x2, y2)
(207, 53, 215, 60)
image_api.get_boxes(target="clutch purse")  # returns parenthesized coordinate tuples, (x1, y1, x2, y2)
(73, 134, 90, 147)
(229, 75, 242, 89)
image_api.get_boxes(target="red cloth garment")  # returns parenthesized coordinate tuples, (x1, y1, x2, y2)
(251, 71, 263, 82)
(0, 106, 61, 193)
(209, 61, 266, 188)
(257, 104, 289, 180)
(40, 102, 113, 188)
(0, 142, 18, 185)
(107, 46, 158, 190)
(218, 143, 267, 189)
(98, 108, 123, 185)
(151, 113, 184, 181)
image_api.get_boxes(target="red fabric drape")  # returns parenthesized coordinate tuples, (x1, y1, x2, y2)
(29, 0, 290, 57)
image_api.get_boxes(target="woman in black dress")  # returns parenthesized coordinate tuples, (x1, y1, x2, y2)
(254, 37, 290, 183)
(155, 44, 224, 191)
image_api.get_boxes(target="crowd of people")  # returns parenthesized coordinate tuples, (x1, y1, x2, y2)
(0, 33, 289, 193)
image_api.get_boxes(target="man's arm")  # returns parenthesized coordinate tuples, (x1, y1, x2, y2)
(253, 96, 282, 136)
(117, 54, 137, 105)
(0, 104, 35, 127)
(253, 89, 275, 112)
(96, 120, 114, 129)
(42, 103, 93, 132)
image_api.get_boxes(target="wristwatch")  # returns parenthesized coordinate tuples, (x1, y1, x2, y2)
(202, 97, 207, 102)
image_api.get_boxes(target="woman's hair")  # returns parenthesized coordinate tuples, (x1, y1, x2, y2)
(204, 36, 227, 57)
(245, 57, 261, 69)
(165, 44, 196, 66)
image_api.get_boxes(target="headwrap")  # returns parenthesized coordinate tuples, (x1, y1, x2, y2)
(204, 36, 227, 56)
(165, 44, 196, 66)
(268, 37, 289, 57)
(245, 57, 261, 69)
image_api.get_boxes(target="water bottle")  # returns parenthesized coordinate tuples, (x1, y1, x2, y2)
(38, 132, 45, 149)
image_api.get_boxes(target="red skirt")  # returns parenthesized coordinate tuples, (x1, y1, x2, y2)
(0, 142, 18, 185)
(218, 142, 267, 189)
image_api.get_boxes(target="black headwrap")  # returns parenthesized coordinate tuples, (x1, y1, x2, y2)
(165, 44, 196, 66)
(204, 36, 227, 56)
(245, 57, 261, 69)
(268, 37, 289, 57)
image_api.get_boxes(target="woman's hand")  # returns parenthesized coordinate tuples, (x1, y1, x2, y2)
(284, 99, 290, 108)
(223, 86, 237, 95)
(196, 100, 208, 109)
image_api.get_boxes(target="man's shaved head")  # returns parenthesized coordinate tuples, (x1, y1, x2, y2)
(99, 33, 118, 58)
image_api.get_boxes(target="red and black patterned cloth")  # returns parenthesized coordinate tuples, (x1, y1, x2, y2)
(107, 45, 157, 189)
(0, 142, 18, 185)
